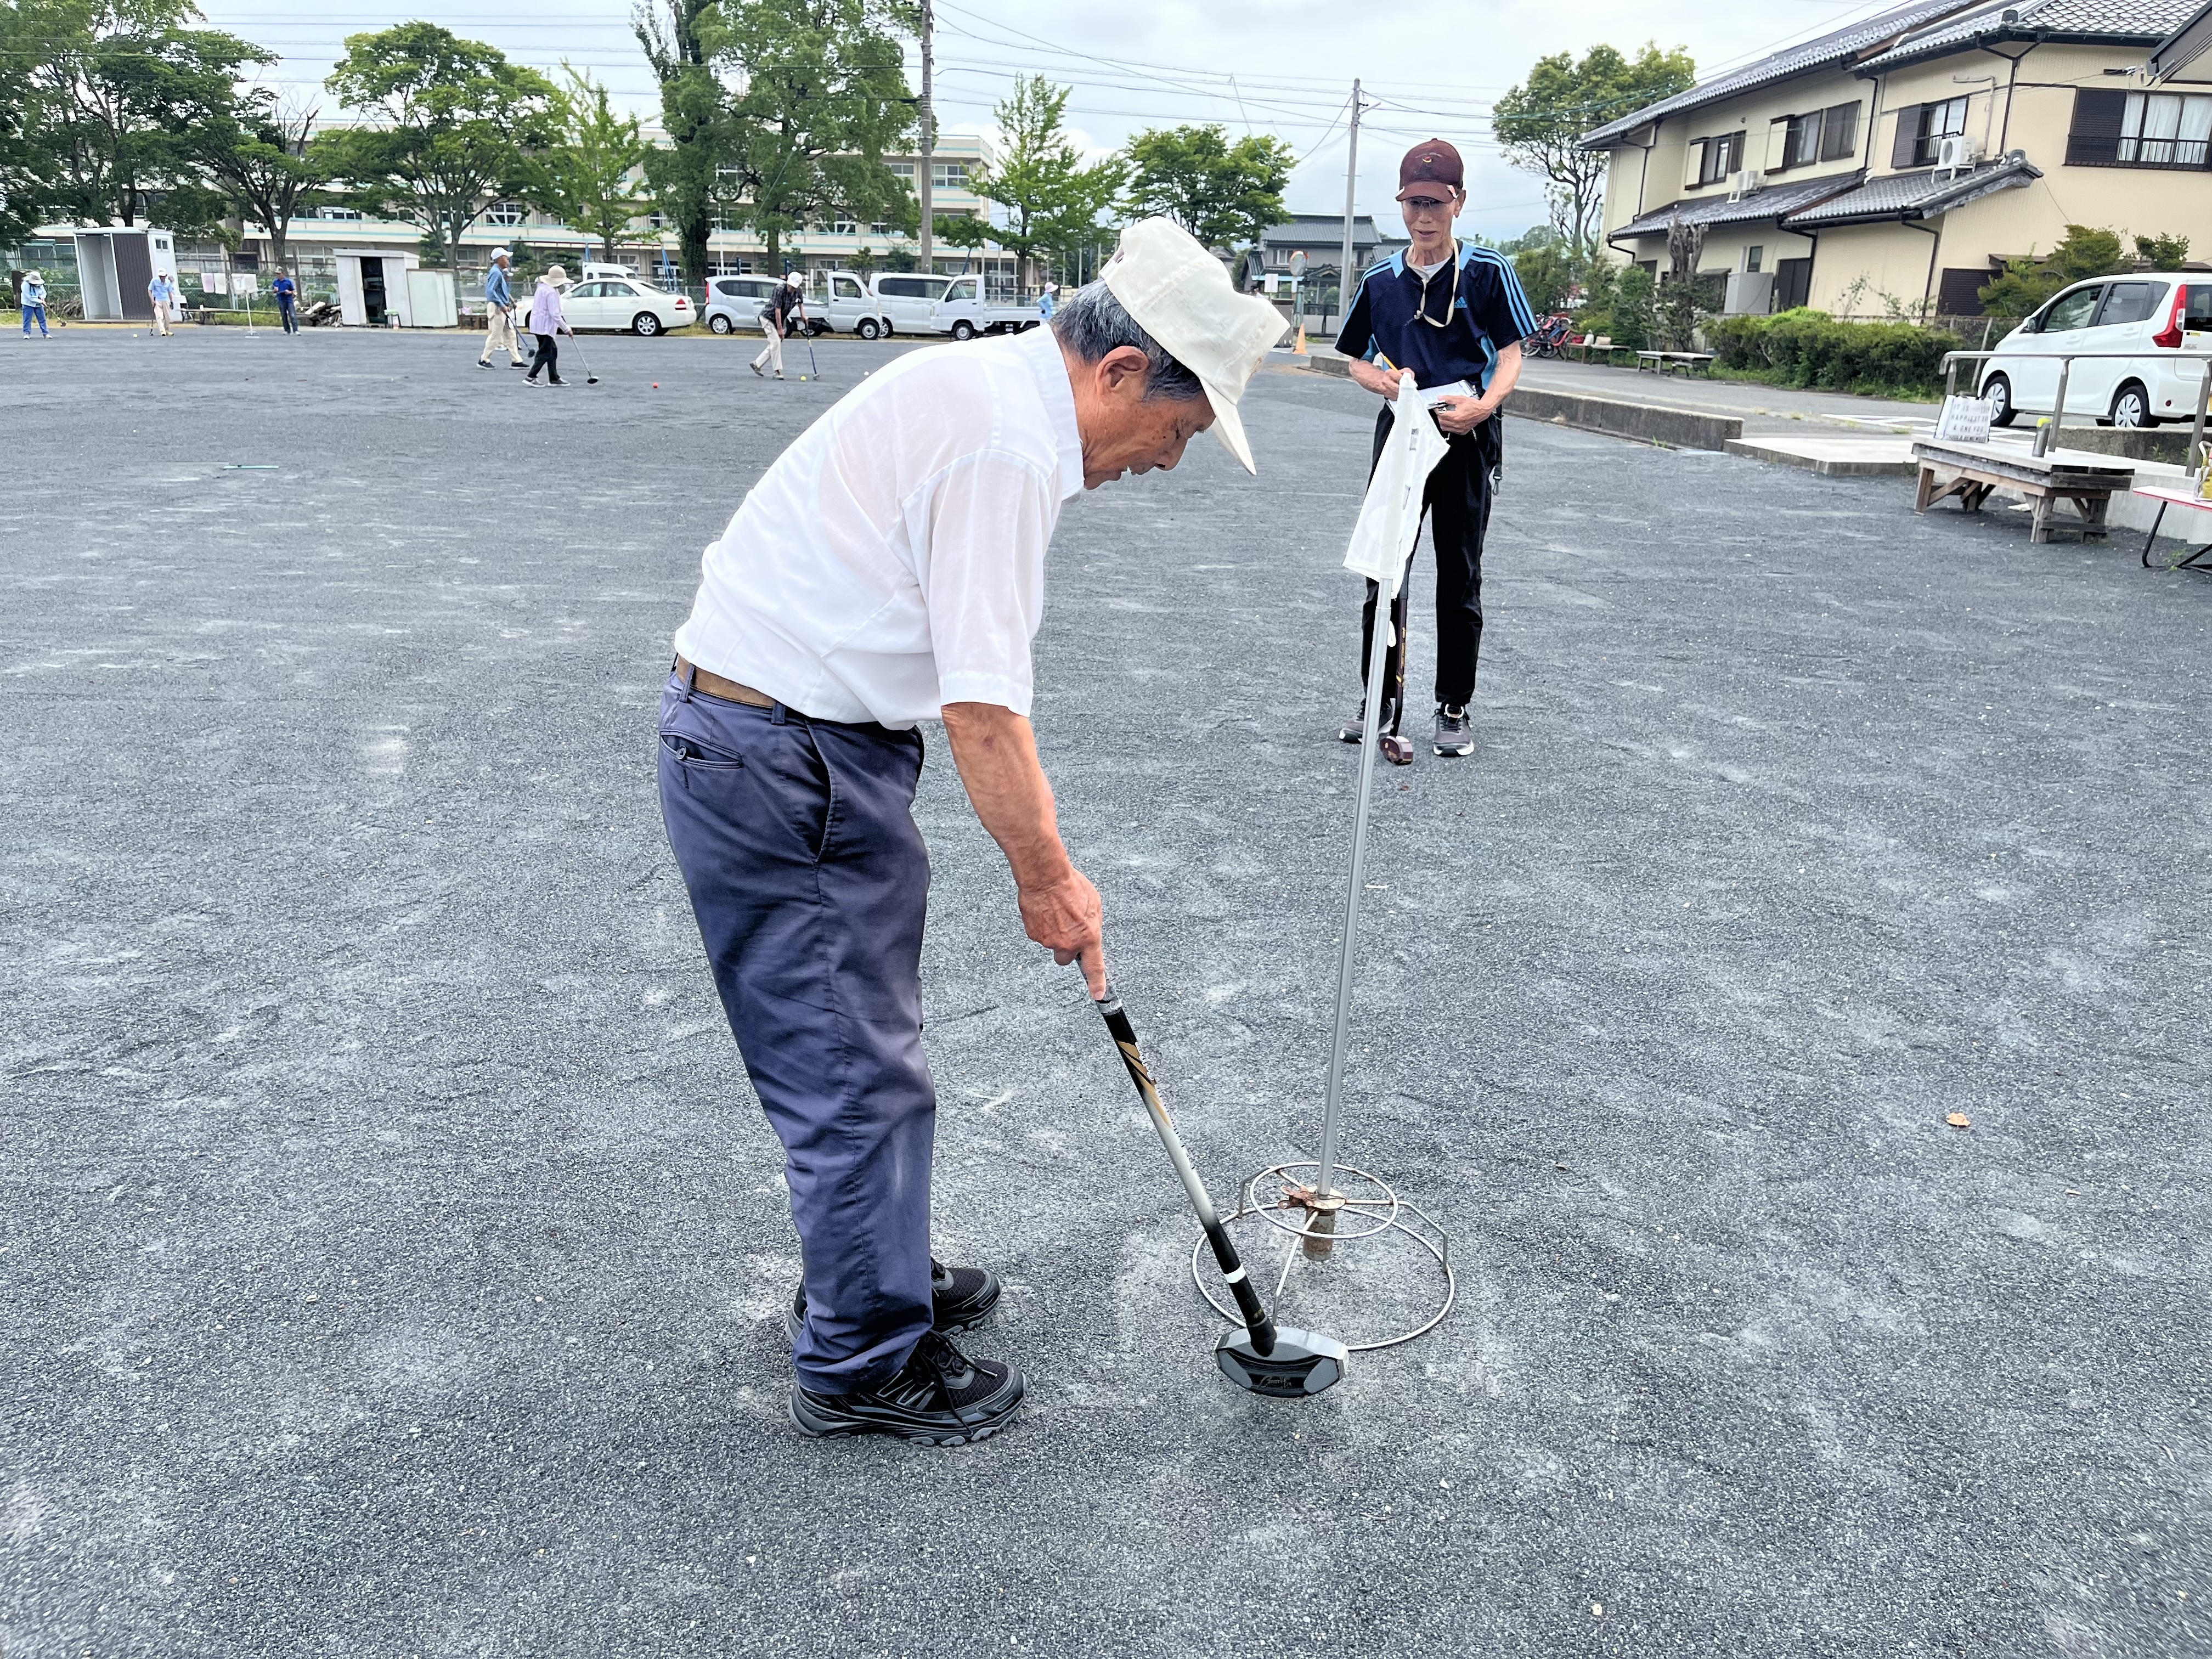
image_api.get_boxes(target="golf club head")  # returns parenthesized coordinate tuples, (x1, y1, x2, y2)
(1215, 1325, 1348, 1397)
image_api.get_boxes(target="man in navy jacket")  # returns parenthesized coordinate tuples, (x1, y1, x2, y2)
(1335, 139, 1535, 760)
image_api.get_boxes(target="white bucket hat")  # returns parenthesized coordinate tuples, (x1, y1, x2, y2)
(1102, 217, 1286, 474)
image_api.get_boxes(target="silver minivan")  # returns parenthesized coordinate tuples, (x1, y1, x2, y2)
(702, 274, 784, 335)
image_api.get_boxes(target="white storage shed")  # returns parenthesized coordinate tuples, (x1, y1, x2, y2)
(72, 227, 180, 322)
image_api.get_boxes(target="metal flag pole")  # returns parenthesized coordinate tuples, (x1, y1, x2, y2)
(1181, 383, 1459, 1353)
(1337, 80, 1361, 335)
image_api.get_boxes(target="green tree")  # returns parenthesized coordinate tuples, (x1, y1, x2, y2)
(636, 0, 731, 284)
(1495, 42, 1696, 259)
(2135, 232, 2191, 268)
(1608, 264, 1656, 351)
(1120, 123, 1292, 255)
(321, 22, 558, 280)
(515, 66, 648, 261)
(1514, 242, 1575, 315)
(964, 75, 1123, 285)
(1977, 224, 2130, 317)
(24, 0, 273, 230)
(703, 0, 917, 274)
(198, 95, 330, 276)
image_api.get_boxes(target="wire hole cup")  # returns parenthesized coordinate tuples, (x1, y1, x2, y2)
(1188, 1160, 1454, 1353)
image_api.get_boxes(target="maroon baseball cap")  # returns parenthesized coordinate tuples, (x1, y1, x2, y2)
(1395, 139, 1464, 200)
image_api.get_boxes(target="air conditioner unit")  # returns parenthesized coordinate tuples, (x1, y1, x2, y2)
(1730, 168, 1765, 201)
(1936, 134, 1980, 171)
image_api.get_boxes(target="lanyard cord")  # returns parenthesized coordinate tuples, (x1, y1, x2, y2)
(1412, 239, 1459, 329)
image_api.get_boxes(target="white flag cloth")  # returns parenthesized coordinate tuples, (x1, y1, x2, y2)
(1342, 370, 1449, 599)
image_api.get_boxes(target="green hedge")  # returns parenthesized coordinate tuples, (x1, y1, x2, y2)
(1703, 309, 1958, 396)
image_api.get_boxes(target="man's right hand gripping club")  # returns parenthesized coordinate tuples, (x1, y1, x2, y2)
(940, 702, 1107, 997)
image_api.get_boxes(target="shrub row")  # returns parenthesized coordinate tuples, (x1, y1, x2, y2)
(1703, 309, 1959, 395)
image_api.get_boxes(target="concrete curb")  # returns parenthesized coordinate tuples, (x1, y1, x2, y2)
(1299, 353, 1743, 450)
(1723, 437, 1917, 477)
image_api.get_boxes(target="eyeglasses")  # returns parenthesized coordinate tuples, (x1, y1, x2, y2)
(1402, 196, 1452, 216)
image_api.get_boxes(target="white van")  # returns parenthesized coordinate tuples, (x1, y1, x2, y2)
(1979, 274, 2212, 428)
(871, 272, 954, 334)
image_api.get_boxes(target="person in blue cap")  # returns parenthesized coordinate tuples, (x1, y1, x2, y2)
(1335, 137, 1535, 761)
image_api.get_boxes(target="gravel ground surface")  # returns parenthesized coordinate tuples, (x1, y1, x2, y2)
(3, 326, 2207, 1658)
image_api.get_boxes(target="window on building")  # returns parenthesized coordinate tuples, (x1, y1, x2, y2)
(485, 200, 526, 227)
(932, 161, 968, 189)
(1745, 246, 1764, 274)
(887, 161, 916, 179)
(1691, 131, 1744, 186)
(2118, 92, 2212, 168)
(312, 204, 363, 221)
(1784, 111, 1823, 169)
(831, 216, 856, 234)
(870, 221, 888, 237)
(1820, 101, 1859, 161)
(1912, 98, 1968, 166)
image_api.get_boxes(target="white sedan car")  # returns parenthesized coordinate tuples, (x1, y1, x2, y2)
(560, 275, 695, 336)
(1978, 273, 2210, 428)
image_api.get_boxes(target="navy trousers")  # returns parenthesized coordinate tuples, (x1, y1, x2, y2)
(656, 670, 935, 1393)
(1358, 407, 1501, 725)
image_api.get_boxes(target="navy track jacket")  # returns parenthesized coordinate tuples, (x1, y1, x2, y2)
(1335, 242, 1537, 393)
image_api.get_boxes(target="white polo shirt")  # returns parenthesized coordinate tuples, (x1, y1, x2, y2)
(673, 325, 1085, 727)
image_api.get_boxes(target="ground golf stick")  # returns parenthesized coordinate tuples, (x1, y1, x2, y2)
(566, 331, 599, 385)
(1092, 983, 1347, 1397)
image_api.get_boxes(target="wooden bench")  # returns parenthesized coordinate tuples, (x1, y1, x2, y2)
(1566, 333, 1613, 363)
(2134, 482, 2212, 570)
(1635, 350, 1715, 376)
(1911, 440, 2136, 544)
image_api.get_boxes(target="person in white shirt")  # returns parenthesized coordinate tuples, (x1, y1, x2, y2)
(658, 218, 1284, 1446)
(148, 272, 178, 336)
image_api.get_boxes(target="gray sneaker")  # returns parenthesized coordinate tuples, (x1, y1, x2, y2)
(1339, 698, 1395, 744)
(1433, 704, 1473, 757)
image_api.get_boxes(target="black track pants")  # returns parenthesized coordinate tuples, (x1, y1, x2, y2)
(1357, 407, 1500, 730)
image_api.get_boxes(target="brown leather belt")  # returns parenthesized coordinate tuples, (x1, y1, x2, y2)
(673, 655, 774, 708)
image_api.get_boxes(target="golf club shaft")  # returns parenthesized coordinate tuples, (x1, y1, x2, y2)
(1093, 985, 1277, 1355)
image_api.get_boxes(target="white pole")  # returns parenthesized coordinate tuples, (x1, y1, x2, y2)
(917, 0, 934, 275)
(1337, 81, 1362, 333)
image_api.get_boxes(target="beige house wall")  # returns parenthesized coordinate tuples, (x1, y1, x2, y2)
(1803, 222, 1947, 310)
(1598, 67, 1877, 244)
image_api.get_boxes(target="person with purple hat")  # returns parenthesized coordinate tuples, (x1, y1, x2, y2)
(1334, 137, 1536, 762)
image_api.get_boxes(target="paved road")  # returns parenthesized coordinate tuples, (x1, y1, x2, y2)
(4, 325, 2207, 1658)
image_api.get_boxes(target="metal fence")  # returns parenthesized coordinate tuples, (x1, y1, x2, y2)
(1939, 348, 2212, 470)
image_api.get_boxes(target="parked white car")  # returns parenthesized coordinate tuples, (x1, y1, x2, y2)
(560, 275, 695, 336)
(702, 274, 783, 335)
(930, 274, 1043, 340)
(870, 272, 955, 334)
(1978, 273, 2211, 428)
(800, 269, 892, 338)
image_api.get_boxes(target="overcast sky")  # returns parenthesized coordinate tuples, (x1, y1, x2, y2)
(199, 0, 1912, 245)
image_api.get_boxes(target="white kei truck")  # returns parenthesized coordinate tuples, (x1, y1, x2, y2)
(928, 274, 1045, 340)
(798, 269, 893, 338)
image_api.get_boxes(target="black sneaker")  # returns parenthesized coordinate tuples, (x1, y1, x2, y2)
(1339, 698, 1395, 744)
(789, 1330, 1024, 1445)
(1434, 704, 1473, 757)
(785, 1259, 1000, 1345)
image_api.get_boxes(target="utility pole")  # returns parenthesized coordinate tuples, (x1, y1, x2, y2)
(1337, 80, 1362, 333)
(917, 0, 934, 273)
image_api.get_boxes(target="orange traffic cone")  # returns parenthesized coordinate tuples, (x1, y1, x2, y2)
(1294, 324, 1308, 357)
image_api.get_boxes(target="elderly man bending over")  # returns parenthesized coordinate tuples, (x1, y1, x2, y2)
(658, 219, 1285, 1446)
